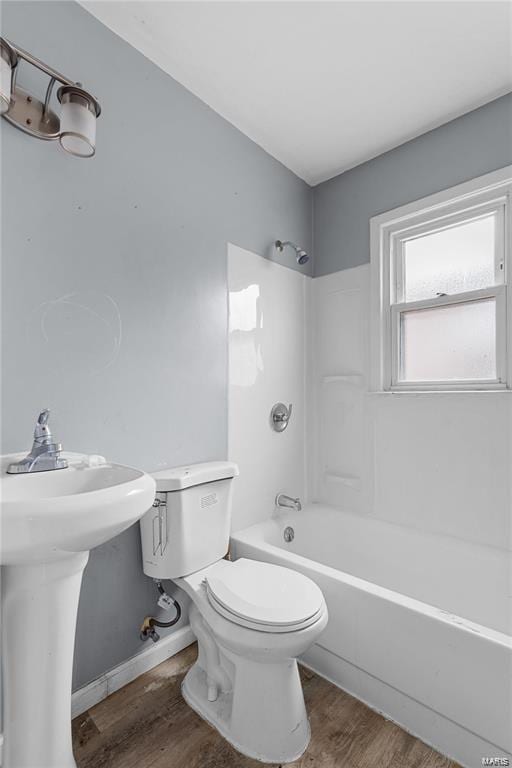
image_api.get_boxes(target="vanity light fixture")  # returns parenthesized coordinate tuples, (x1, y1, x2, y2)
(0, 38, 17, 114)
(0, 37, 101, 157)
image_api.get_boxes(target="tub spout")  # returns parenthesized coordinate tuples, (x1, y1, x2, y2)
(276, 493, 302, 511)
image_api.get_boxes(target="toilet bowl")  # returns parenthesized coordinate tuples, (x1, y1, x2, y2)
(176, 558, 328, 763)
(140, 462, 328, 763)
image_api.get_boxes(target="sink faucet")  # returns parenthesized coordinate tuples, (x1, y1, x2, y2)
(7, 409, 68, 474)
(275, 493, 302, 512)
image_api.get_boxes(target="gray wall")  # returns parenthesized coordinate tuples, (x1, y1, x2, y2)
(1, 1, 311, 689)
(2, 0, 510, 693)
(313, 93, 512, 276)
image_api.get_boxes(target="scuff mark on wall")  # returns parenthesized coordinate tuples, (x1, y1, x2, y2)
(27, 291, 122, 375)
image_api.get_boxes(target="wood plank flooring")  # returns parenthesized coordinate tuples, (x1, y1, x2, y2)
(73, 643, 460, 768)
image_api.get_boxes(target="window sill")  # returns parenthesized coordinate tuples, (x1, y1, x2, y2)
(367, 389, 512, 396)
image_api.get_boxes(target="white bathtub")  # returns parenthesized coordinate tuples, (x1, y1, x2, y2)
(231, 504, 512, 768)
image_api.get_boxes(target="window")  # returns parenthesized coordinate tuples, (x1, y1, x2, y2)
(371, 167, 511, 391)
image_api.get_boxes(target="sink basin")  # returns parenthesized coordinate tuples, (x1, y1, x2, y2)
(1, 452, 156, 564)
(0, 452, 156, 768)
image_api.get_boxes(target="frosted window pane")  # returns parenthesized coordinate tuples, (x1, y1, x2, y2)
(400, 299, 496, 382)
(403, 215, 497, 302)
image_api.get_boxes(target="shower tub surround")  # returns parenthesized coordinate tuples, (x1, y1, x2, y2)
(231, 507, 511, 768)
(227, 243, 512, 768)
(228, 243, 308, 533)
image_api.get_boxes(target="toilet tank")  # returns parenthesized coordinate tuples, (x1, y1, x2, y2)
(140, 461, 238, 579)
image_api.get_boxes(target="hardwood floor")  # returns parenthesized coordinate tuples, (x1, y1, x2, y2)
(73, 644, 460, 768)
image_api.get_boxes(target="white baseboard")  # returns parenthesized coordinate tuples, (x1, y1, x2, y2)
(301, 643, 511, 768)
(72, 624, 195, 718)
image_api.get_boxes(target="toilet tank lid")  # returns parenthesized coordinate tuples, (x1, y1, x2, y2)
(151, 461, 239, 491)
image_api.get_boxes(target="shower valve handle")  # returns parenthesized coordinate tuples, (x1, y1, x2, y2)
(271, 402, 292, 432)
(275, 404, 292, 422)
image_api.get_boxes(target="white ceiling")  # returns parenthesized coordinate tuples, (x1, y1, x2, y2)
(81, 1, 512, 185)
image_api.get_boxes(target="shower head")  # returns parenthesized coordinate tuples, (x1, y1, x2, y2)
(275, 240, 309, 266)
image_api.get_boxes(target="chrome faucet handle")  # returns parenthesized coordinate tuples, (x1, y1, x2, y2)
(34, 409, 52, 442)
(282, 403, 292, 421)
(38, 409, 50, 425)
(270, 403, 293, 432)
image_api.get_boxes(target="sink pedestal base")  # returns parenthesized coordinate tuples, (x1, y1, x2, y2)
(1, 552, 89, 768)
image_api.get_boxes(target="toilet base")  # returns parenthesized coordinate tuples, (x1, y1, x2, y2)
(182, 658, 311, 764)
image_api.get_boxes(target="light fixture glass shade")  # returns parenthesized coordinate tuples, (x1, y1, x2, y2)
(58, 88, 98, 158)
(0, 40, 15, 114)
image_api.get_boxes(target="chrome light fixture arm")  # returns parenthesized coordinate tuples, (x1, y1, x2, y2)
(43, 78, 57, 121)
(0, 36, 101, 157)
(4, 38, 77, 89)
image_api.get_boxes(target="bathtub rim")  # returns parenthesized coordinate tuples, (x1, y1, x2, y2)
(230, 524, 512, 650)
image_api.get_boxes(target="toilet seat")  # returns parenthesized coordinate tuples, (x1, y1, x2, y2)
(207, 591, 324, 633)
(205, 558, 325, 633)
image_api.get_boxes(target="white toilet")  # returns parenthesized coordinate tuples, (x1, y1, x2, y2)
(140, 461, 328, 763)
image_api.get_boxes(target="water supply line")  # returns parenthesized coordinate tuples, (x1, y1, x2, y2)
(140, 580, 182, 643)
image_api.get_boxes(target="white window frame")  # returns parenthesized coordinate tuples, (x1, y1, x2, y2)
(370, 166, 512, 392)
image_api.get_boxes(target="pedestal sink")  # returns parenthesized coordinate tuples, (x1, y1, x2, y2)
(0, 452, 156, 768)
